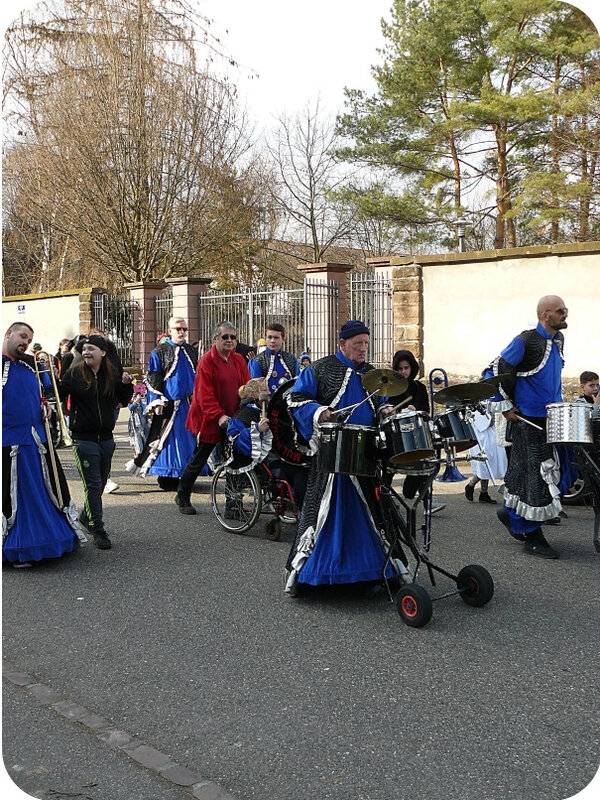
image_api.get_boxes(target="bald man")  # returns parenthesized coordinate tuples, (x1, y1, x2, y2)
(486, 295, 569, 558)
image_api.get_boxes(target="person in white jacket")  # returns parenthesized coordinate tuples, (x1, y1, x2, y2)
(464, 404, 508, 504)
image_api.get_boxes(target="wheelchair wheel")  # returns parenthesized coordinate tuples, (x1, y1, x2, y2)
(211, 465, 262, 533)
(264, 518, 282, 541)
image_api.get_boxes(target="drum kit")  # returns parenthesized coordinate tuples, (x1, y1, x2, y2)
(312, 367, 497, 626)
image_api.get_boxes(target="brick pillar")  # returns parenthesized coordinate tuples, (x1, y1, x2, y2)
(165, 276, 212, 349)
(78, 287, 107, 335)
(296, 262, 352, 360)
(125, 281, 167, 369)
(392, 261, 424, 366)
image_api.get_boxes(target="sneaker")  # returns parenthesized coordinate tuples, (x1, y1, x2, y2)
(430, 503, 446, 514)
(496, 507, 524, 541)
(93, 531, 112, 550)
(479, 492, 497, 504)
(464, 484, 474, 501)
(523, 529, 559, 559)
(13, 561, 32, 569)
(543, 516, 561, 525)
(103, 479, 119, 494)
(175, 494, 196, 515)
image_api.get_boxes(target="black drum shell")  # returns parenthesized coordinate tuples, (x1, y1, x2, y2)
(317, 423, 378, 477)
(379, 412, 434, 465)
(434, 409, 476, 452)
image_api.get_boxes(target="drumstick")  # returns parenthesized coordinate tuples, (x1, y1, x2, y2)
(389, 396, 413, 414)
(259, 391, 270, 420)
(513, 414, 544, 432)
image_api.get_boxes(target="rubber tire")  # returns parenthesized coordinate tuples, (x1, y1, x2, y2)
(210, 465, 262, 534)
(457, 564, 494, 607)
(265, 519, 282, 541)
(395, 584, 433, 628)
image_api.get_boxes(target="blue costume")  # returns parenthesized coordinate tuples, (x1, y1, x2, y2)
(284, 349, 395, 590)
(488, 322, 565, 534)
(126, 340, 197, 481)
(2, 355, 85, 565)
(249, 348, 299, 394)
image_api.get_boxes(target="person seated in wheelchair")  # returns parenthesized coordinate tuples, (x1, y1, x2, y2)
(225, 378, 307, 513)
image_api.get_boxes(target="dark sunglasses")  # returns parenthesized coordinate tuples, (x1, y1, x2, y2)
(220, 333, 237, 340)
(173, 327, 188, 332)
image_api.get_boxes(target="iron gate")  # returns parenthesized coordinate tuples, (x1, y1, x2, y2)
(349, 272, 394, 368)
(92, 294, 139, 366)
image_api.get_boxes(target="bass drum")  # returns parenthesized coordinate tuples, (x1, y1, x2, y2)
(267, 379, 312, 466)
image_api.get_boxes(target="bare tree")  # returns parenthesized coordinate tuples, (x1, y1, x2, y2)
(267, 98, 356, 264)
(3, 0, 271, 292)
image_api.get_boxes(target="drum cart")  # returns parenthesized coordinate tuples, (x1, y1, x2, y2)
(377, 451, 494, 628)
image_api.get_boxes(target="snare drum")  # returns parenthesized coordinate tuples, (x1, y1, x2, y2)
(434, 408, 476, 452)
(317, 423, 378, 477)
(379, 411, 434, 465)
(546, 402, 593, 445)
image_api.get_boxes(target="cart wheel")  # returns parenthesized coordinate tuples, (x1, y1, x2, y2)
(265, 519, 282, 541)
(457, 564, 494, 607)
(395, 584, 433, 628)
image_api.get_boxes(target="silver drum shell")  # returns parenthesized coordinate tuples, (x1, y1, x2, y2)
(546, 402, 593, 444)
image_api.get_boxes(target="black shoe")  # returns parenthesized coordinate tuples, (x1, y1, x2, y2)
(224, 506, 243, 521)
(523, 529, 559, 559)
(496, 507, 524, 541)
(465, 484, 474, 501)
(543, 516, 561, 525)
(175, 494, 196, 515)
(479, 492, 497, 504)
(93, 531, 112, 550)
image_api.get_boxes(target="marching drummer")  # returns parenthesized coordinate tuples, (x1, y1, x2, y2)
(284, 320, 399, 595)
(488, 295, 568, 559)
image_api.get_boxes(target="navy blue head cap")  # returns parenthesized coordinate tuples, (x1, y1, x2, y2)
(339, 320, 370, 340)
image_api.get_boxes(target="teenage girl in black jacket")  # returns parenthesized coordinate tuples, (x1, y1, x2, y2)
(60, 335, 133, 549)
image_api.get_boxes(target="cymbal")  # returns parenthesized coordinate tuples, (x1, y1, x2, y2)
(361, 368, 408, 397)
(434, 382, 495, 405)
(481, 373, 511, 385)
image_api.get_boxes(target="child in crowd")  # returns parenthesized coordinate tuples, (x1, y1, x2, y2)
(128, 382, 150, 457)
(577, 370, 600, 406)
(299, 352, 311, 369)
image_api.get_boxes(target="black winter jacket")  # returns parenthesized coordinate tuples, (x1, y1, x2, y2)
(60, 364, 133, 442)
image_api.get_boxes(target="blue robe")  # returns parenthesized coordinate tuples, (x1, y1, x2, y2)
(2, 356, 83, 564)
(145, 341, 196, 478)
(287, 351, 393, 587)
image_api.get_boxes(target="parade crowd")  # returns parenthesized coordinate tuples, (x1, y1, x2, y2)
(3, 295, 599, 591)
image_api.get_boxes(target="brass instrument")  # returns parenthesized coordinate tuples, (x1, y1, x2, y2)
(36, 351, 73, 447)
(32, 353, 65, 508)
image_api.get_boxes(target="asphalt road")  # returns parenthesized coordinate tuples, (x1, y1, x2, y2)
(3, 416, 600, 800)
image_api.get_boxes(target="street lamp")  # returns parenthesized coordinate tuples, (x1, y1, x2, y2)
(455, 217, 468, 252)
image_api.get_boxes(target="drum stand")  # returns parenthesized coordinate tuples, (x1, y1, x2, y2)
(376, 447, 495, 627)
(572, 446, 600, 553)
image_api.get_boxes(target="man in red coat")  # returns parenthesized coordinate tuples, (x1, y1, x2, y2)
(175, 321, 250, 514)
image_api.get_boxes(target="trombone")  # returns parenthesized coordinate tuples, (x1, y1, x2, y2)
(35, 351, 73, 447)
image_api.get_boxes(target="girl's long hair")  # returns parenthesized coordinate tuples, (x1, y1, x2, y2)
(72, 353, 116, 398)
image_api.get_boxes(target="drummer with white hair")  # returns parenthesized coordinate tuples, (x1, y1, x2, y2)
(284, 320, 398, 594)
(487, 295, 568, 559)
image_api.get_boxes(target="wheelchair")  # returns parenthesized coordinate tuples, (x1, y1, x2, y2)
(210, 458, 299, 540)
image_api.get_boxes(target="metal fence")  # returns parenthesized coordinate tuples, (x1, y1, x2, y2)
(349, 272, 394, 368)
(154, 286, 173, 340)
(92, 294, 139, 366)
(196, 279, 338, 359)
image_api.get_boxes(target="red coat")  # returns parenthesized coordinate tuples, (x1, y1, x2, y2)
(185, 347, 250, 444)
